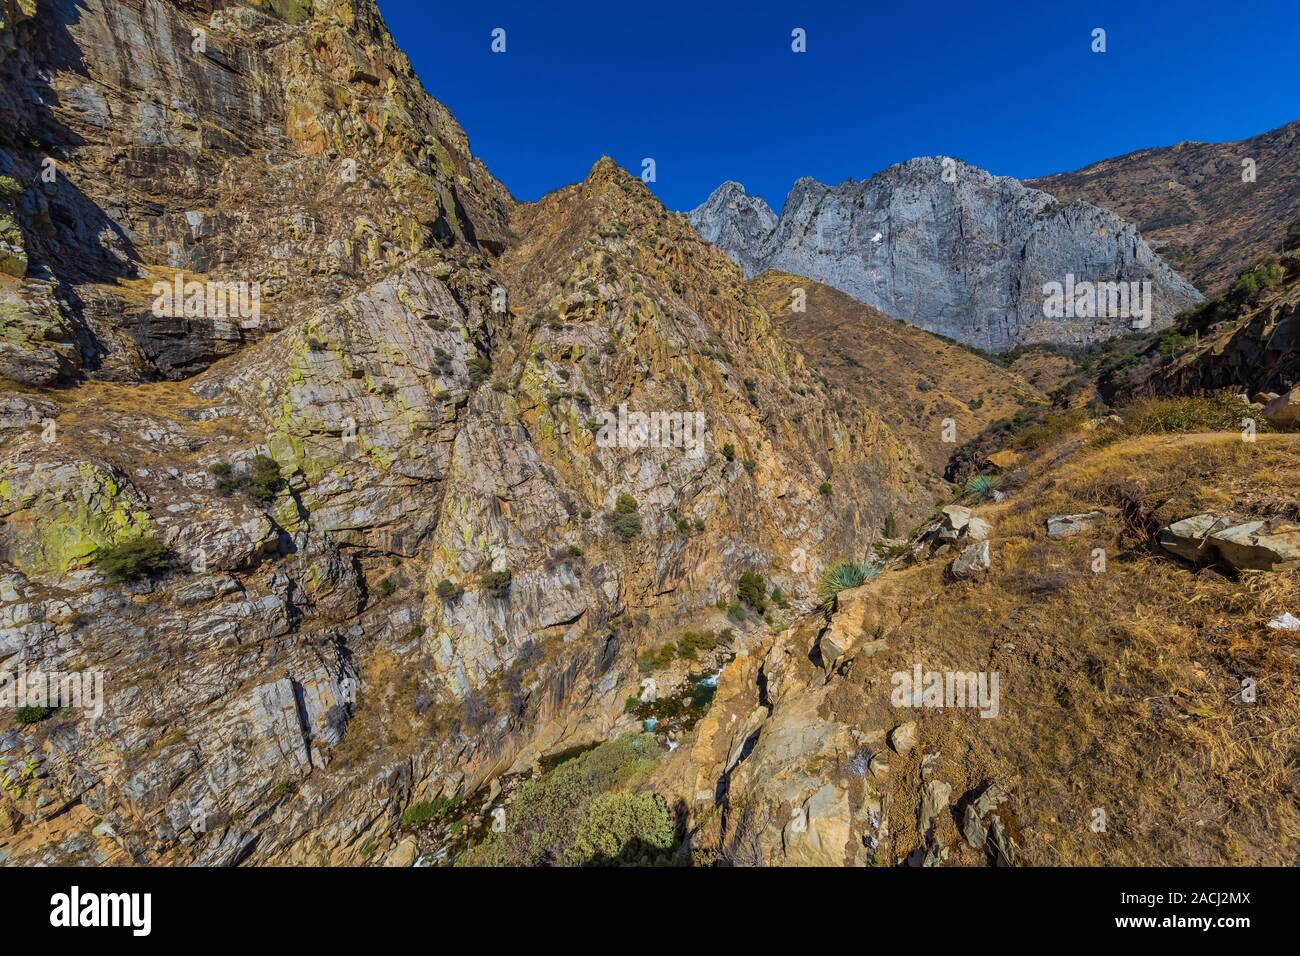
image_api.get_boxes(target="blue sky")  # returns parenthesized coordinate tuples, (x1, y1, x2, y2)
(378, 0, 1300, 212)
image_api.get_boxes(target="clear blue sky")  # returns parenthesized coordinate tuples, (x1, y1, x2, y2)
(378, 0, 1300, 212)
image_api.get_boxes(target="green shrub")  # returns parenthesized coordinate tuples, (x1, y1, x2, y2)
(637, 644, 676, 673)
(481, 570, 513, 597)
(726, 602, 745, 623)
(436, 578, 464, 602)
(271, 780, 296, 800)
(211, 454, 283, 502)
(210, 461, 239, 495)
(0, 176, 23, 201)
(883, 513, 898, 538)
(1155, 328, 1193, 363)
(569, 791, 675, 865)
(819, 481, 833, 497)
(467, 354, 491, 383)
(818, 559, 878, 606)
(458, 733, 667, 866)
(92, 535, 171, 583)
(609, 494, 641, 540)
(737, 572, 767, 613)
(721, 443, 735, 461)
(401, 795, 462, 829)
(676, 630, 718, 661)
(247, 454, 284, 502)
(14, 706, 52, 725)
(377, 577, 397, 597)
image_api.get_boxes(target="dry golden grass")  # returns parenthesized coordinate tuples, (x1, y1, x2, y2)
(855, 429, 1299, 865)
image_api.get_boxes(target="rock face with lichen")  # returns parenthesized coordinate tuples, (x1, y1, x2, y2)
(0, 0, 933, 865)
(690, 159, 1203, 351)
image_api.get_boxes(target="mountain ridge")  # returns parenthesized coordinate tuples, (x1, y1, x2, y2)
(689, 157, 1203, 352)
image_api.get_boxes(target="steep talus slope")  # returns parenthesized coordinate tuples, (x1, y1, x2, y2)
(0, 0, 512, 382)
(1029, 121, 1300, 294)
(690, 159, 1202, 351)
(748, 271, 1046, 474)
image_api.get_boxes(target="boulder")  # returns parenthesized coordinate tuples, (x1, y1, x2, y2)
(889, 720, 917, 755)
(1046, 511, 1103, 539)
(987, 815, 1016, 866)
(1263, 389, 1300, 430)
(1158, 513, 1233, 562)
(816, 583, 883, 669)
(966, 516, 993, 541)
(938, 505, 971, 541)
(1209, 522, 1300, 572)
(1159, 513, 1300, 571)
(961, 783, 1010, 852)
(918, 779, 952, 835)
(950, 540, 990, 579)
(383, 837, 419, 868)
(782, 784, 853, 867)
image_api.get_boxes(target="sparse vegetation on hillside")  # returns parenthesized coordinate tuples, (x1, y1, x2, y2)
(458, 733, 673, 866)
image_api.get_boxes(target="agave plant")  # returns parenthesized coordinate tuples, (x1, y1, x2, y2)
(964, 473, 1001, 502)
(818, 559, 880, 606)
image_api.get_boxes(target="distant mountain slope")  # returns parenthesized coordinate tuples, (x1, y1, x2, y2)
(1106, 219, 1300, 401)
(749, 271, 1044, 474)
(691, 159, 1201, 352)
(1029, 121, 1300, 295)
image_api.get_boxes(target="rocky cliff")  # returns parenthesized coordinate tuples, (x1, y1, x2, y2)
(0, 0, 934, 864)
(690, 159, 1203, 352)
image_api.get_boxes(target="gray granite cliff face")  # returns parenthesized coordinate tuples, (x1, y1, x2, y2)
(689, 158, 1203, 350)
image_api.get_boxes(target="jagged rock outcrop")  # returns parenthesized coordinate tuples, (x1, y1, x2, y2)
(0, 0, 513, 382)
(690, 159, 1202, 351)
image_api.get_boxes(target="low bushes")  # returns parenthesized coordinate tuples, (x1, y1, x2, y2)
(92, 535, 172, 583)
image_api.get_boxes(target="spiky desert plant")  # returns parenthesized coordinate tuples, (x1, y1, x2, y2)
(819, 559, 879, 606)
(964, 474, 1000, 502)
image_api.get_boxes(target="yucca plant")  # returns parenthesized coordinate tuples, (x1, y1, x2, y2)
(819, 559, 879, 607)
(964, 474, 1000, 502)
